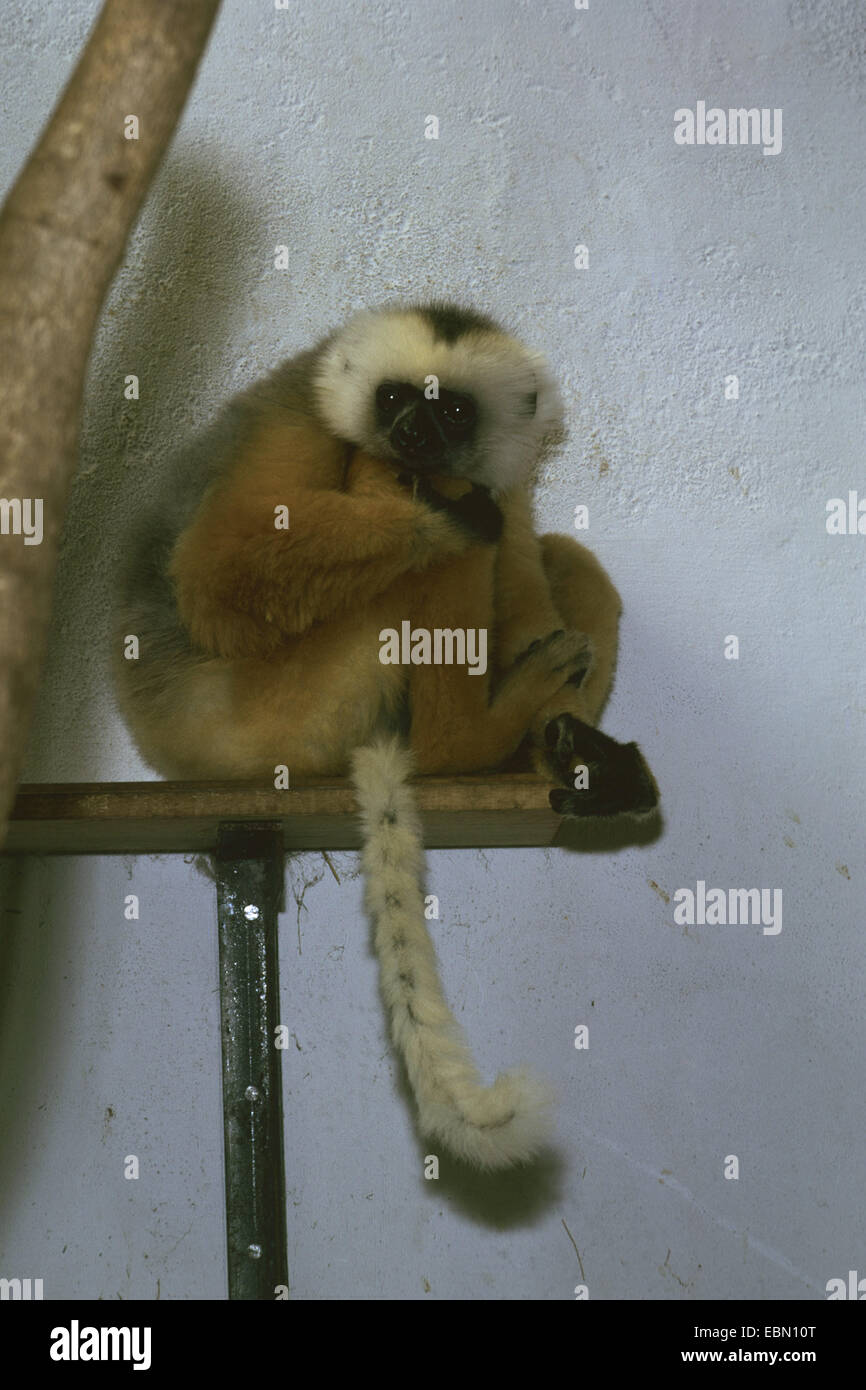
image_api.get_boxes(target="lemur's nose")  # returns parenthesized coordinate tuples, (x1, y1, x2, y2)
(392, 404, 440, 459)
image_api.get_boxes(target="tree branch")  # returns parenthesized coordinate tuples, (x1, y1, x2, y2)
(0, 0, 222, 841)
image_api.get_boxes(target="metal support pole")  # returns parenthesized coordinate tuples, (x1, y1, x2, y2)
(215, 823, 287, 1300)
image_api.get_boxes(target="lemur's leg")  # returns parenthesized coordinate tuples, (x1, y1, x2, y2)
(531, 533, 621, 726)
(492, 488, 564, 670)
(410, 628, 594, 775)
(527, 534, 659, 817)
(406, 543, 593, 774)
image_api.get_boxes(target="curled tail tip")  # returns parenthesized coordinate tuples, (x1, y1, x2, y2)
(422, 1069, 556, 1172)
(351, 735, 551, 1173)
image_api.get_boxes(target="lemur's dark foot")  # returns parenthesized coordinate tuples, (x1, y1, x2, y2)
(544, 713, 659, 818)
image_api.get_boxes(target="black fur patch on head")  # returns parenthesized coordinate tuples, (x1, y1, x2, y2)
(414, 301, 499, 344)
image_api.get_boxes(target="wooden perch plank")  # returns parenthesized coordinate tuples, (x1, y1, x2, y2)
(3, 776, 562, 854)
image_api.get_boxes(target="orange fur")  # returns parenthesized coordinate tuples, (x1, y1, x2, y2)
(157, 425, 621, 780)
(169, 424, 470, 659)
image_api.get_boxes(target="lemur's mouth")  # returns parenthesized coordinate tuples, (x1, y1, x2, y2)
(392, 447, 446, 473)
(396, 467, 475, 504)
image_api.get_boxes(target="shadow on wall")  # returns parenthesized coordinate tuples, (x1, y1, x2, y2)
(22, 148, 263, 782)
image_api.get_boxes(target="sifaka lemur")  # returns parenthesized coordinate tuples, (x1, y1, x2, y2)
(113, 301, 658, 1170)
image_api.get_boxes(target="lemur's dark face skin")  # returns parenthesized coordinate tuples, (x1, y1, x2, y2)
(374, 380, 478, 473)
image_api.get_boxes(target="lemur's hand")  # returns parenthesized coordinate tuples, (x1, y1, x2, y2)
(400, 471, 504, 544)
(346, 449, 405, 497)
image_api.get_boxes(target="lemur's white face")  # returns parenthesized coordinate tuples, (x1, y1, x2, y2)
(313, 305, 562, 495)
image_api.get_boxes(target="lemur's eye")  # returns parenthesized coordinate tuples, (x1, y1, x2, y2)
(375, 382, 416, 418)
(437, 391, 477, 437)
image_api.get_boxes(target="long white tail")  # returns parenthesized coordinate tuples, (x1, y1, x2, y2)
(350, 735, 554, 1170)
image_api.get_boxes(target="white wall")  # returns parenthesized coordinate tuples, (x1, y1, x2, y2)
(1, 0, 863, 1299)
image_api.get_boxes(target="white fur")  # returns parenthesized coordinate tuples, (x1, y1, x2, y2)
(314, 307, 562, 494)
(351, 735, 554, 1170)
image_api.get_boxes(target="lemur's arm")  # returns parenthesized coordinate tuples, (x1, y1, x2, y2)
(170, 447, 478, 657)
(406, 470, 505, 544)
